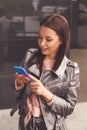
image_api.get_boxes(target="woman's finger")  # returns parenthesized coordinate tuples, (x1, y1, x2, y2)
(29, 74, 38, 82)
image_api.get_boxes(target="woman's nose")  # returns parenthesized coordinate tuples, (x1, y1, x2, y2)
(40, 39, 46, 46)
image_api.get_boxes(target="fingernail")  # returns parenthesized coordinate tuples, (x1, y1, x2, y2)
(23, 74, 26, 77)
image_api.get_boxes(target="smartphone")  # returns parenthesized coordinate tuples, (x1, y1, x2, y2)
(14, 66, 32, 82)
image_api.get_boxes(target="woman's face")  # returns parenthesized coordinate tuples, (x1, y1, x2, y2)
(38, 26, 62, 59)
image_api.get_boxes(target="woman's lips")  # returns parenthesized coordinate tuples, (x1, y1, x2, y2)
(41, 48, 48, 52)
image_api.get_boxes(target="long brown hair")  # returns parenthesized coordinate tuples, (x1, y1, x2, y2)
(27, 14, 70, 72)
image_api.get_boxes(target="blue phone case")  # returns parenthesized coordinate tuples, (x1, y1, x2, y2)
(14, 66, 32, 82)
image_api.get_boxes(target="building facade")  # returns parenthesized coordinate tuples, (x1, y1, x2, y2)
(0, 0, 87, 108)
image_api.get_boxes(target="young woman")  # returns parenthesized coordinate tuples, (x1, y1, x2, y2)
(11, 14, 80, 130)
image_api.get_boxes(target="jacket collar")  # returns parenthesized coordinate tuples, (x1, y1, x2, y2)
(28, 56, 68, 79)
(28, 64, 40, 78)
(54, 56, 68, 79)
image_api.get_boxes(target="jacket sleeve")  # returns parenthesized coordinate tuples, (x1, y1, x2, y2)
(50, 63, 80, 117)
(12, 48, 37, 93)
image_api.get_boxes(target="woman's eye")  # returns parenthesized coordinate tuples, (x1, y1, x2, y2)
(38, 36, 42, 39)
(46, 39, 52, 42)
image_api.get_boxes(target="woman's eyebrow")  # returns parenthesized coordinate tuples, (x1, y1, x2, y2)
(38, 33, 52, 38)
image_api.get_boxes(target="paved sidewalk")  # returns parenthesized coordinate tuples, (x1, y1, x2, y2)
(0, 109, 19, 130)
(70, 49, 87, 102)
(66, 102, 87, 130)
(0, 102, 87, 130)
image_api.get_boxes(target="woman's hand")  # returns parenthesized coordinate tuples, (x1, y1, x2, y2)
(15, 73, 30, 91)
(29, 74, 53, 103)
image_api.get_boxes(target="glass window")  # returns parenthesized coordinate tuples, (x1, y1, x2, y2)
(0, 0, 72, 109)
(78, 0, 87, 48)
